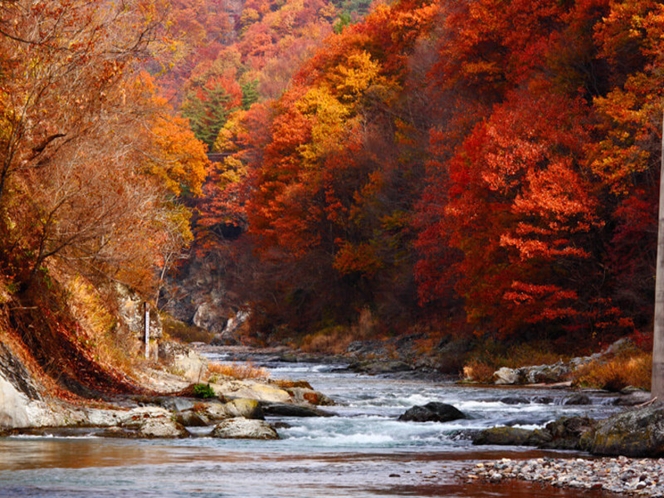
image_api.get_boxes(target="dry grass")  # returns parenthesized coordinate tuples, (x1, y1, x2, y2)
(300, 308, 377, 355)
(299, 327, 356, 354)
(64, 274, 135, 373)
(207, 361, 269, 381)
(461, 340, 571, 383)
(462, 359, 496, 383)
(573, 350, 652, 391)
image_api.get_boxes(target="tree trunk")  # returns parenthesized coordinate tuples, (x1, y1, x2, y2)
(653, 112, 664, 400)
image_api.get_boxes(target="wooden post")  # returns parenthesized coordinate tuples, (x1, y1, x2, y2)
(653, 112, 664, 400)
(144, 302, 150, 360)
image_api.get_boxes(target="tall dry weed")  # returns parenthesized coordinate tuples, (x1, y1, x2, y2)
(207, 361, 269, 381)
(573, 350, 651, 391)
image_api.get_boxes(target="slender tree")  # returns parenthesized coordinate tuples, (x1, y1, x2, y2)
(654, 113, 664, 400)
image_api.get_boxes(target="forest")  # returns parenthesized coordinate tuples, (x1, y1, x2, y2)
(1, 0, 663, 389)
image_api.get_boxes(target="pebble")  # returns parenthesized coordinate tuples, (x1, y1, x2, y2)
(457, 456, 664, 496)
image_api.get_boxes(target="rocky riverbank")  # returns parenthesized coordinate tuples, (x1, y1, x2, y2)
(460, 456, 664, 496)
(0, 342, 334, 440)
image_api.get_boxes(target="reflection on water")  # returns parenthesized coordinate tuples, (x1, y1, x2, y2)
(0, 438, 613, 497)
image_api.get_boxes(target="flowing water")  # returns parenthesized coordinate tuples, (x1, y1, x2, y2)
(0, 349, 624, 497)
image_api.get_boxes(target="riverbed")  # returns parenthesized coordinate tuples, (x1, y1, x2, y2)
(0, 348, 626, 497)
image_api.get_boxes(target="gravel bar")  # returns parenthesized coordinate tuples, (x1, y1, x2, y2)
(460, 456, 664, 496)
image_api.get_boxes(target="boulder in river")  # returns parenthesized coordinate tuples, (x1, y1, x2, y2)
(211, 418, 279, 440)
(540, 416, 596, 450)
(118, 406, 189, 438)
(562, 393, 591, 405)
(398, 402, 466, 423)
(472, 416, 596, 450)
(580, 405, 664, 457)
(472, 427, 543, 446)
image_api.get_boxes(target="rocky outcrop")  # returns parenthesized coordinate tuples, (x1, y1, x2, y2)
(211, 310, 249, 345)
(211, 418, 279, 439)
(0, 375, 31, 429)
(493, 362, 571, 385)
(398, 402, 466, 423)
(0, 342, 37, 429)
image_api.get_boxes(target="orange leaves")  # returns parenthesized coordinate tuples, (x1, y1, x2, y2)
(333, 241, 382, 278)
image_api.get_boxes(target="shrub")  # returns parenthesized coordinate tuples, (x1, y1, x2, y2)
(193, 383, 216, 399)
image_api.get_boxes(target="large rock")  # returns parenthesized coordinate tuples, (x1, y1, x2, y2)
(193, 398, 265, 421)
(521, 361, 570, 384)
(211, 380, 291, 403)
(581, 405, 664, 457)
(494, 367, 519, 385)
(472, 427, 541, 446)
(541, 416, 596, 450)
(220, 398, 265, 419)
(118, 406, 189, 438)
(0, 341, 53, 430)
(211, 418, 279, 440)
(0, 375, 30, 429)
(493, 362, 570, 385)
(472, 416, 596, 450)
(193, 302, 226, 334)
(158, 341, 208, 382)
(398, 402, 466, 423)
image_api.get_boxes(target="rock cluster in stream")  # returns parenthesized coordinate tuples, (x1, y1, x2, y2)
(461, 457, 664, 496)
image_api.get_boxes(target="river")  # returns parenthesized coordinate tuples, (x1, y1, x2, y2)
(0, 349, 625, 497)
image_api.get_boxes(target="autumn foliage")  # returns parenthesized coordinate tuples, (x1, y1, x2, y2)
(176, 0, 664, 355)
(0, 0, 209, 396)
(4, 0, 663, 381)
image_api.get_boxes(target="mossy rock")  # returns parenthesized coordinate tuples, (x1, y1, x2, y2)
(582, 406, 664, 457)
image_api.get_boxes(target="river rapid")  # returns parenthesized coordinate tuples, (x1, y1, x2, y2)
(0, 348, 626, 497)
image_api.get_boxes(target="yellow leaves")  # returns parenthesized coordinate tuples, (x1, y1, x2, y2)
(150, 112, 209, 197)
(295, 86, 351, 164)
(329, 51, 384, 101)
(213, 109, 247, 153)
(163, 201, 194, 245)
(590, 80, 662, 196)
(219, 156, 247, 186)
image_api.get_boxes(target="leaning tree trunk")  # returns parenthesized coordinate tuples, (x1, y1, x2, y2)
(653, 112, 664, 400)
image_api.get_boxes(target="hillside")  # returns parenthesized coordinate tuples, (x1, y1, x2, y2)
(1, 0, 663, 410)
